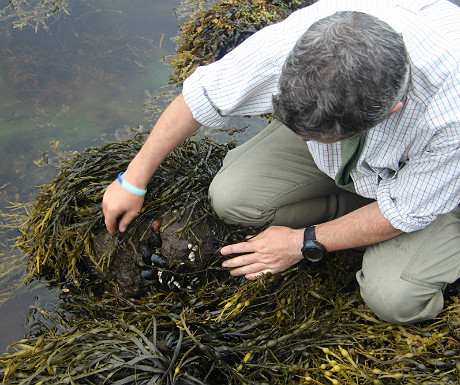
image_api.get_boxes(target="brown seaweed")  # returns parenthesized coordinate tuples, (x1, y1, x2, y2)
(1, 133, 459, 384)
(0, 0, 68, 32)
(169, 0, 317, 86)
(1, 1, 460, 384)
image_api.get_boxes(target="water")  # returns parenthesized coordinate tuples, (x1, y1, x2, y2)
(0, 0, 182, 352)
(0, 0, 266, 353)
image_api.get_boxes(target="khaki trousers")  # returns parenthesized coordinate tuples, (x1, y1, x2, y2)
(209, 119, 460, 324)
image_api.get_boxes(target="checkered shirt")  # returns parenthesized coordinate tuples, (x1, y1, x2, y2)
(182, 0, 460, 232)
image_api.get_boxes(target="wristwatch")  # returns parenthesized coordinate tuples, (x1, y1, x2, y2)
(301, 226, 327, 262)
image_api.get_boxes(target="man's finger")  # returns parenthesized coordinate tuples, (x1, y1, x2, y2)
(222, 252, 258, 268)
(105, 212, 119, 235)
(228, 263, 267, 277)
(221, 240, 258, 255)
(118, 211, 138, 233)
(245, 270, 270, 280)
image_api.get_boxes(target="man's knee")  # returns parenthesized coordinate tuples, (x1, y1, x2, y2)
(208, 173, 273, 226)
(357, 270, 444, 324)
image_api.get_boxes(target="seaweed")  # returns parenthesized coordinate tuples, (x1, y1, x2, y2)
(1, 1, 460, 384)
(1, 133, 460, 384)
(169, 0, 317, 85)
(0, 200, 31, 307)
(0, 0, 68, 32)
(16, 132, 240, 286)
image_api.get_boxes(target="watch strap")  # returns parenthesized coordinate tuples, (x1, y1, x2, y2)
(303, 226, 316, 243)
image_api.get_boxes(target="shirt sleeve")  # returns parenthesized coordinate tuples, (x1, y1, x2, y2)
(377, 73, 460, 232)
(182, 15, 304, 128)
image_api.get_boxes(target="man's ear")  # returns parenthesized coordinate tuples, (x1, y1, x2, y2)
(390, 101, 403, 115)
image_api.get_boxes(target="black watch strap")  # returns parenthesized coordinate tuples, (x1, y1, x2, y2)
(301, 226, 327, 262)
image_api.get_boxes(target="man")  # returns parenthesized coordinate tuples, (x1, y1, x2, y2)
(103, 0, 460, 324)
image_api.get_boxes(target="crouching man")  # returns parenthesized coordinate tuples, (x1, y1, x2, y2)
(103, 0, 460, 324)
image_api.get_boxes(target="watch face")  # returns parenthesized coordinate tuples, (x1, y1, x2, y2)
(303, 247, 323, 262)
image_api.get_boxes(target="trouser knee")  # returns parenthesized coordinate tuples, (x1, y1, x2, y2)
(357, 270, 444, 324)
(208, 173, 273, 227)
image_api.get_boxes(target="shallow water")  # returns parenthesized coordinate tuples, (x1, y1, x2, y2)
(0, 0, 266, 353)
(0, 0, 183, 352)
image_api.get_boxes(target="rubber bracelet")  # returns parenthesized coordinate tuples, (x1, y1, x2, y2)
(117, 172, 147, 196)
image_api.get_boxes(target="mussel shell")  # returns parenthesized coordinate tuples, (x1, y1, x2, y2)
(141, 268, 158, 281)
(157, 270, 182, 291)
(167, 280, 182, 291)
(147, 232, 162, 249)
(141, 247, 154, 266)
(141, 268, 186, 292)
(150, 252, 168, 268)
(175, 262, 189, 273)
(188, 274, 201, 288)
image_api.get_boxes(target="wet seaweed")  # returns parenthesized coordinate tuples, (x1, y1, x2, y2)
(1, 132, 460, 384)
(16, 132, 239, 287)
(169, 0, 317, 86)
(1, 1, 460, 384)
(1, 254, 460, 384)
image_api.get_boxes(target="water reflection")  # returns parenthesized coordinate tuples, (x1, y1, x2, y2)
(0, 0, 180, 352)
(0, 0, 267, 354)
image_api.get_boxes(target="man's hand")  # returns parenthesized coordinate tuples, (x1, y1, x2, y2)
(102, 179, 144, 234)
(219, 202, 402, 280)
(101, 94, 201, 235)
(220, 226, 305, 279)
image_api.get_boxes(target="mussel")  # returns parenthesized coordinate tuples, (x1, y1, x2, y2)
(151, 252, 168, 268)
(141, 247, 168, 268)
(141, 269, 158, 282)
(147, 220, 162, 249)
(147, 232, 162, 250)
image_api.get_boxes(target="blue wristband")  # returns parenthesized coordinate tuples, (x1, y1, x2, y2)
(117, 172, 147, 196)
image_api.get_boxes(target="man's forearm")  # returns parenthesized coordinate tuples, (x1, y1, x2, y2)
(220, 201, 403, 279)
(102, 93, 201, 234)
(123, 93, 201, 188)
(315, 201, 403, 252)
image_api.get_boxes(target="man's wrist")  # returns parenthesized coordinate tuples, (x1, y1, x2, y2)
(301, 226, 327, 262)
(124, 159, 155, 189)
(117, 173, 147, 196)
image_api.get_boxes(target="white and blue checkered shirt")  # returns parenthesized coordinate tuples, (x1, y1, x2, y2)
(182, 0, 460, 232)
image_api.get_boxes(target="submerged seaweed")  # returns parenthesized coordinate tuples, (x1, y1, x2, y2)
(0, 0, 68, 32)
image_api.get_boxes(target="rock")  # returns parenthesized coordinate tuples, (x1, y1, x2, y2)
(90, 228, 145, 297)
(88, 209, 217, 297)
(160, 211, 215, 262)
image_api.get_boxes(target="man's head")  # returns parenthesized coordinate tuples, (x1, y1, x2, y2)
(272, 11, 410, 142)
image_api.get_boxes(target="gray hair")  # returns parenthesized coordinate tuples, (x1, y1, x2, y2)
(272, 11, 410, 141)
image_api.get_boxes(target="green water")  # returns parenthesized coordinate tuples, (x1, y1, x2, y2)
(0, 1, 180, 197)
(0, 0, 182, 352)
(0, 0, 267, 353)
